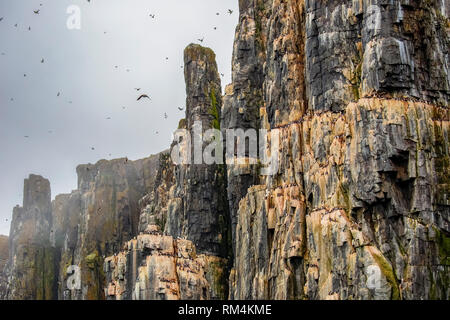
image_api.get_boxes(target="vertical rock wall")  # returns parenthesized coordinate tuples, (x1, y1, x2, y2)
(5, 175, 57, 300)
(2, 0, 448, 301)
(104, 44, 231, 301)
(227, 0, 449, 300)
(0, 235, 9, 299)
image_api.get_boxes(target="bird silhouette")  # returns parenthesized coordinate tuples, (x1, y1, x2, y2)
(134, 88, 141, 91)
(0, 17, 3, 22)
(137, 94, 150, 101)
(178, 107, 184, 111)
(149, 14, 155, 19)
(228, 9, 233, 14)
(33, 10, 40, 14)
(41, 58, 44, 63)
(57, 92, 60, 97)
(91, 147, 95, 150)
(198, 38, 204, 43)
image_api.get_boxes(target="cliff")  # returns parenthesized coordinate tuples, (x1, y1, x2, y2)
(226, 0, 449, 300)
(0, 235, 8, 299)
(104, 44, 230, 300)
(1, 0, 448, 301)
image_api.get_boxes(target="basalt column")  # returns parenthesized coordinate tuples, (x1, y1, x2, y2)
(180, 44, 231, 258)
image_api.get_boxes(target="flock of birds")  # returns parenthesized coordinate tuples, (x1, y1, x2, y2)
(1, 4, 235, 225)
(1, 4, 234, 145)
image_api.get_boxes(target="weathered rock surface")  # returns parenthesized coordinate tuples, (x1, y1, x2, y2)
(4, 175, 57, 300)
(227, 0, 449, 300)
(53, 155, 161, 300)
(104, 44, 231, 300)
(0, 235, 8, 299)
(2, 0, 448, 301)
(176, 44, 230, 257)
(104, 225, 227, 300)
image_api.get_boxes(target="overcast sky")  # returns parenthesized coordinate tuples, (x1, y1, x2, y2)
(0, 0, 238, 235)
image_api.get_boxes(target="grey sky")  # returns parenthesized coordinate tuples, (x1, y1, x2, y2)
(0, 0, 238, 235)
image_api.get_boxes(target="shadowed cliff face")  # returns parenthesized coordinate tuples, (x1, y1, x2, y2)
(5, 175, 57, 300)
(226, 0, 449, 300)
(3, 156, 162, 300)
(104, 44, 230, 301)
(0, 235, 8, 299)
(53, 156, 161, 300)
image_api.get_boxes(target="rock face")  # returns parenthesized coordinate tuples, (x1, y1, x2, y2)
(2, 156, 162, 300)
(226, 0, 449, 300)
(103, 44, 230, 300)
(53, 156, 161, 300)
(5, 175, 57, 300)
(0, 235, 8, 299)
(104, 226, 227, 300)
(1, 0, 449, 301)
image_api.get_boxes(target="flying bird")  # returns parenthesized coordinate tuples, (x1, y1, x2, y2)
(137, 94, 150, 101)
(33, 10, 40, 14)
(91, 147, 95, 150)
(149, 14, 155, 19)
(106, 117, 111, 120)
(198, 38, 204, 43)
(178, 106, 184, 111)
(41, 58, 44, 63)
(57, 92, 60, 97)
(134, 88, 141, 91)
(228, 9, 234, 14)
(0, 17, 3, 22)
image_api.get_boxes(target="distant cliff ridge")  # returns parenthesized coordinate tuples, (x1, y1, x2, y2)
(1, 0, 449, 300)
